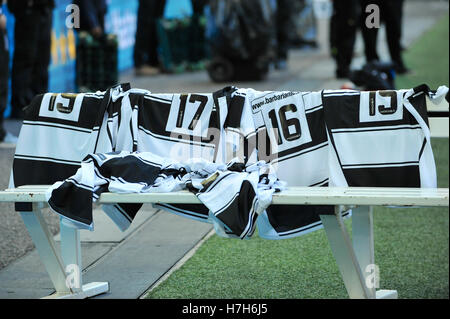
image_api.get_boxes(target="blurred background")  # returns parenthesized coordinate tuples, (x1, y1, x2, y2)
(1, 0, 448, 124)
(0, 0, 341, 121)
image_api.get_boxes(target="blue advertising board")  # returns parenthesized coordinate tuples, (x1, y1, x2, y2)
(49, 0, 77, 93)
(104, 0, 138, 72)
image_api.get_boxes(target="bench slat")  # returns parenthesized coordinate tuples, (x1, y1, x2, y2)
(429, 117, 449, 138)
(1, 187, 448, 207)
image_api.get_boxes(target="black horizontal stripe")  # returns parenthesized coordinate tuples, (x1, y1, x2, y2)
(343, 165, 420, 187)
(275, 142, 328, 164)
(14, 154, 81, 165)
(22, 121, 93, 134)
(12, 159, 80, 189)
(427, 111, 449, 117)
(138, 126, 216, 149)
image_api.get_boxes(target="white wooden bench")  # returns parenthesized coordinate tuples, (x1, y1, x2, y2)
(0, 186, 448, 299)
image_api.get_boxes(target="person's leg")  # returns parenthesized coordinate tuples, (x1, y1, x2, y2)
(331, 0, 359, 78)
(134, 0, 152, 68)
(329, 0, 339, 60)
(189, 0, 207, 63)
(134, 0, 166, 75)
(30, 10, 52, 98)
(275, 0, 292, 65)
(359, 0, 380, 63)
(10, 13, 40, 119)
(147, 0, 166, 67)
(383, 0, 408, 73)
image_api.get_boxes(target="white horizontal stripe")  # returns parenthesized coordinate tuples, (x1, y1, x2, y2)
(323, 92, 360, 97)
(84, 94, 104, 99)
(333, 128, 424, 166)
(323, 89, 359, 94)
(305, 105, 323, 113)
(15, 125, 98, 163)
(343, 162, 419, 169)
(144, 95, 172, 104)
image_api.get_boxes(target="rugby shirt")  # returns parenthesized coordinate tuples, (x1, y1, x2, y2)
(124, 86, 252, 224)
(322, 84, 445, 188)
(10, 83, 133, 212)
(231, 88, 336, 240)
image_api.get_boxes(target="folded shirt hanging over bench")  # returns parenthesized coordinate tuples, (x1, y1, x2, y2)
(45, 151, 286, 239)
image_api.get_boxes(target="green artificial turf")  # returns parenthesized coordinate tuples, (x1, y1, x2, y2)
(145, 15, 449, 299)
(396, 14, 449, 90)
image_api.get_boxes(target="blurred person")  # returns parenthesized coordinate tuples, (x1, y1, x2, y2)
(0, 0, 17, 143)
(7, 0, 54, 120)
(275, 0, 292, 70)
(73, 0, 107, 38)
(359, 0, 409, 74)
(189, 0, 207, 63)
(134, 0, 166, 76)
(329, 0, 359, 78)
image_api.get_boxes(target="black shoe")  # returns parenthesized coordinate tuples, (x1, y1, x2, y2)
(395, 65, 411, 75)
(394, 62, 410, 75)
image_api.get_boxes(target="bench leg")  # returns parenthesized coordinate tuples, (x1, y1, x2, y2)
(321, 205, 398, 299)
(352, 205, 397, 299)
(19, 203, 72, 295)
(20, 203, 109, 299)
(352, 205, 376, 298)
(44, 219, 110, 299)
(60, 220, 83, 292)
(320, 206, 371, 299)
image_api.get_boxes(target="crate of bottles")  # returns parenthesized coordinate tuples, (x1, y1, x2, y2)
(76, 32, 118, 92)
